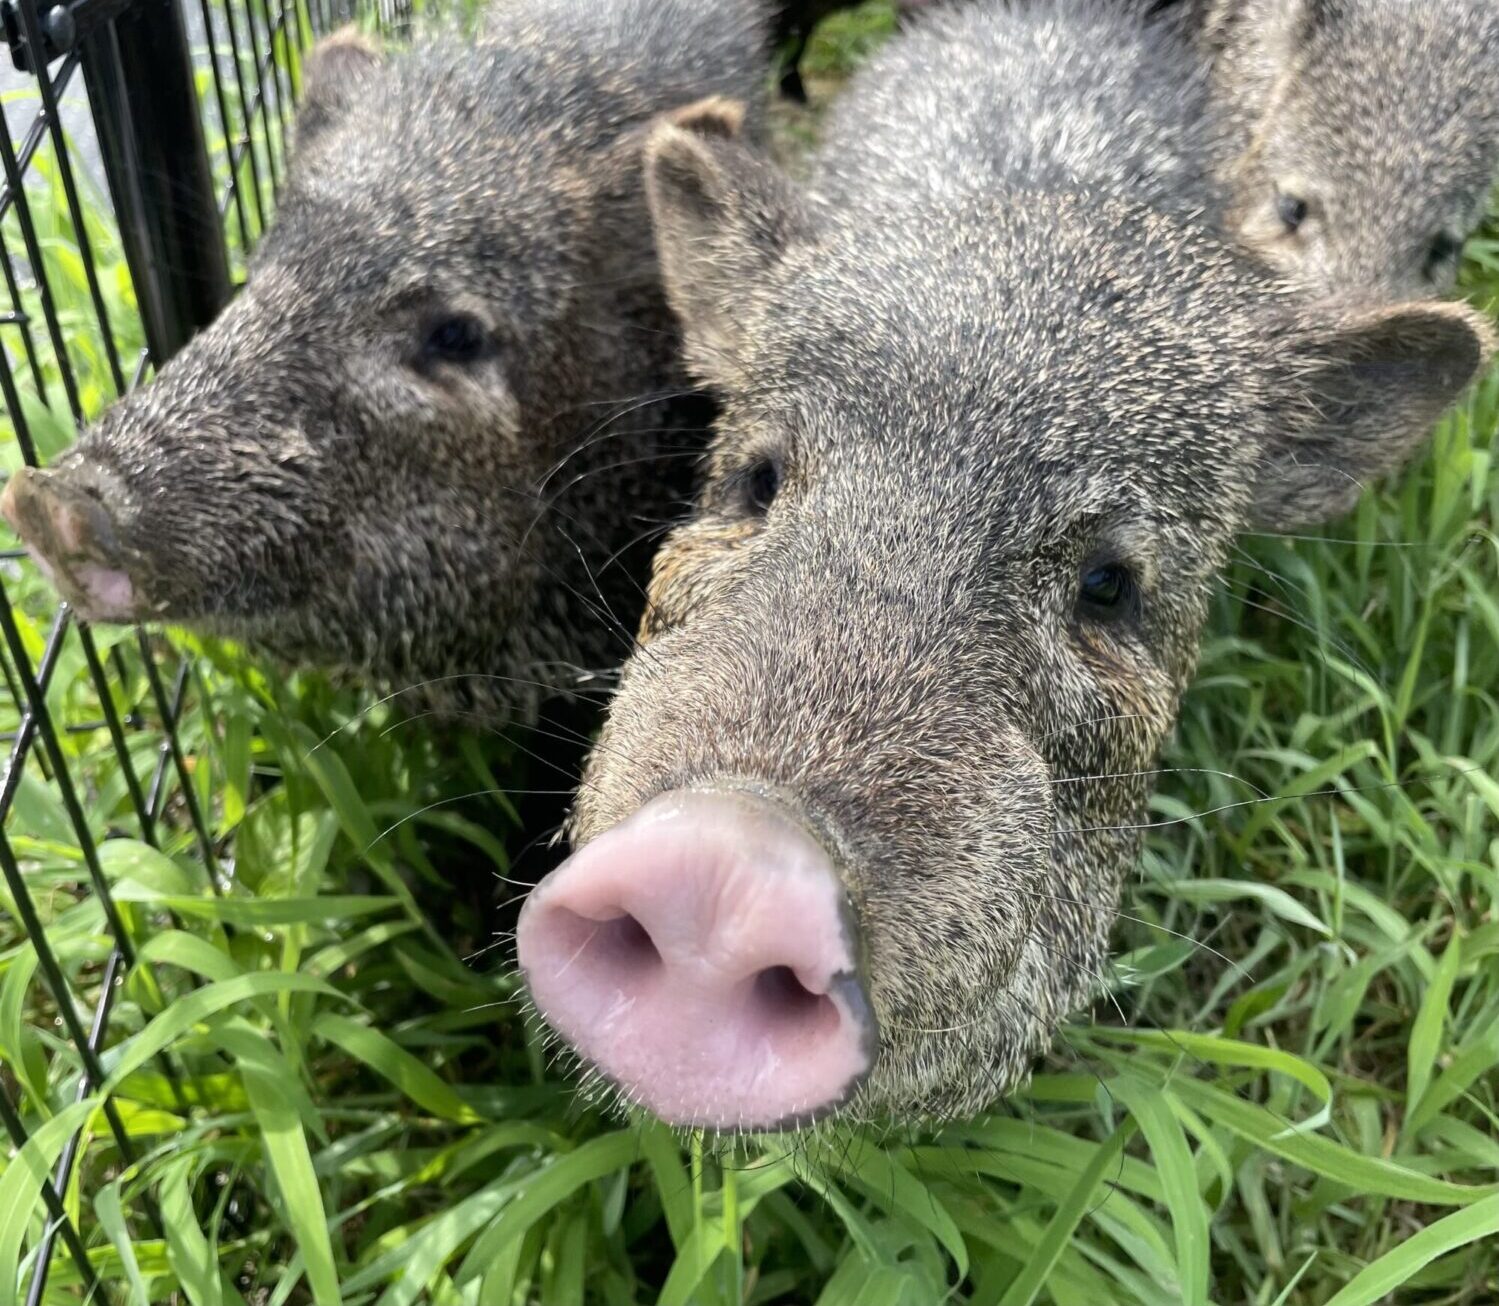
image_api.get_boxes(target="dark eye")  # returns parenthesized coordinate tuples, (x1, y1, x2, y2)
(1425, 231, 1464, 276)
(1077, 561, 1136, 621)
(1276, 192, 1309, 233)
(423, 313, 489, 364)
(743, 457, 781, 515)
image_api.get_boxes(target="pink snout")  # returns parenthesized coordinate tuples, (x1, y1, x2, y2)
(0, 466, 139, 622)
(517, 789, 874, 1131)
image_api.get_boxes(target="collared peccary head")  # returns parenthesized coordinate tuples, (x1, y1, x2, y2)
(1211, 0, 1499, 297)
(0, 2, 768, 714)
(515, 110, 1492, 1130)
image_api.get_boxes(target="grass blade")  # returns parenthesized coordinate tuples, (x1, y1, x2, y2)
(995, 1121, 1135, 1306)
(1322, 1192, 1499, 1306)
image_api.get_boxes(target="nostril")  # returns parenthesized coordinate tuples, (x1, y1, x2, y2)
(595, 913, 660, 973)
(538, 905, 663, 985)
(753, 964, 816, 1012)
(751, 964, 838, 1034)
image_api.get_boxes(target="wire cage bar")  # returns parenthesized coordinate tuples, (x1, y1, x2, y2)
(0, 0, 376, 1294)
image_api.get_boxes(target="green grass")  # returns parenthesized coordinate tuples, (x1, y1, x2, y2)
(3, 3, 1499, 1302)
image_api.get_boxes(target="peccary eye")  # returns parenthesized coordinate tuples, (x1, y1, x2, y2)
(744, 458, 781, 515)
(422, 313, 489, 364)
(1276, 192, 1309, 233)
(1425, 231, 1463, 276)
(1077, 561, 1136, 621)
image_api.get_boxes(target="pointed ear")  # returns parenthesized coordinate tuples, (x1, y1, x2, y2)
(658, 95, 748, 144)
(645, 102, 813, 390)
(296, 27, 383, 146)
(1253, 302, 1494, 528)
(593, 95, 748, 198)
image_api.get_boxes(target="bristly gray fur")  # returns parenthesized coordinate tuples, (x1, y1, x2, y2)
(815, 0, 1228, 220)
(563, 0, 1492, 1125)
(25, 0, 770, 719)
(1203, 0, 1499, 297)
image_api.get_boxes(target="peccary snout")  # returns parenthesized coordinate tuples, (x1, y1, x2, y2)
(519, 788, 875, 1130)
(2, 465, 139, 621)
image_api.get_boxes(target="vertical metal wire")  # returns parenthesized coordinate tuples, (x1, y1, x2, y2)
(0, 312, 38, 464)
(8, 1, 126, 395)
(20, 945, 148, 1306)
(137, 630, 222, 880)
(0, 86, 88, 422)
(218, 0, 272, 232)
(0, 228, 47, 396)
(0, 601, 138, 950)
(198, 0, 257, 259)
(265, 0, 297, 140)
(0, 1089, 100, 1297)
(241, 0, 285, 198)
(78, 629, 157, 842)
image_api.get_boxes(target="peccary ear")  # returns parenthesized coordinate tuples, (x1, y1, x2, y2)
(1253, 302, 1494, 529)
(595, 96, 747, 200)
(645, 103, 813, 389)
(660, 95, 748, 144)
(296, 27, 383, 145)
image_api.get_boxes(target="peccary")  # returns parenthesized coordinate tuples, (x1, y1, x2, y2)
(0, 0, 770, 721)
(515, 0, 1493, 1129)
(1202, 0, 1499, 297)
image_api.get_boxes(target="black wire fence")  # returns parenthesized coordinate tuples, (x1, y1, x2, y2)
(0, 0, 403, 1295)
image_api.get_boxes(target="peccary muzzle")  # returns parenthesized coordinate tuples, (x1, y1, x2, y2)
(3, 462, 137, 621)
(1, 0, 770, 718)
(518, 0, 1495, 1131)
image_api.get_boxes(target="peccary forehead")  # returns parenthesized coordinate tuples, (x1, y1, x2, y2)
(267, 47, 589, 283)
(260, 0, 769, 318)
(251, 52, 610, 343)
(256, 178, 569, 331)
(737, 192, 1273, 533)
(296, 46, 623, 184)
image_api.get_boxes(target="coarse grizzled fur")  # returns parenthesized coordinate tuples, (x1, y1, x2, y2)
(5, 0, 769, 720)
(814, 0, 1225, 219)
(1201, 0, 1499, 298)
(563, 0, 1493, 1124)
